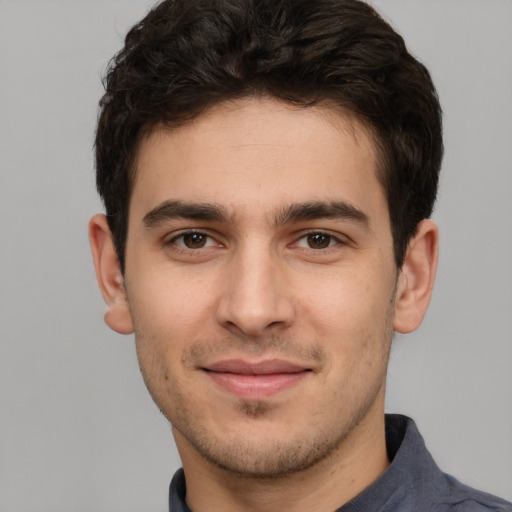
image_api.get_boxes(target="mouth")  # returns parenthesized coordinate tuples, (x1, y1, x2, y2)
(201, 359, 311, 399)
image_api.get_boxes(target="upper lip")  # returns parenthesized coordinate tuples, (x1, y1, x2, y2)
(203, 359, 309, 375)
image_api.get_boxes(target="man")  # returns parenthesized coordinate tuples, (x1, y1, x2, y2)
(89, 0, 512, 510)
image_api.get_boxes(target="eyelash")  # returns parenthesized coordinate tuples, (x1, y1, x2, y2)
(166, 230, 219, 251)
(165, 229, 346, 253)
(294, 231, 345, 250)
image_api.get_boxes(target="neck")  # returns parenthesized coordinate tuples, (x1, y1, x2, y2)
(175, 411, 389, 512)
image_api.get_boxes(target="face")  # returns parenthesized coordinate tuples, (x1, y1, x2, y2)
(122, 98, 400, 476)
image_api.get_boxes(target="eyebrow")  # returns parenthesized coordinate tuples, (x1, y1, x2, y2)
(143, 200, 231, 228)
(274, 201, 370, 228)
(142, 199, 370, 229)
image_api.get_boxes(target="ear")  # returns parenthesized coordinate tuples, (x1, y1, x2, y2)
(89, 214, 134, 335)
(393, 219, 439, 334)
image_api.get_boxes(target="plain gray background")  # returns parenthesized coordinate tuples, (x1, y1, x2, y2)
(1, 1, 511, 510)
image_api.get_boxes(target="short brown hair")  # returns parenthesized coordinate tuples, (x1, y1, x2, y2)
(95, 0, 443, 272)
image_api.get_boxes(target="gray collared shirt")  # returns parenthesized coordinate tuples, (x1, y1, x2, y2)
(168, 414, 512, 511)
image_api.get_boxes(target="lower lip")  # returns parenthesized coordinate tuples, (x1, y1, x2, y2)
(205, 371, 308, 399)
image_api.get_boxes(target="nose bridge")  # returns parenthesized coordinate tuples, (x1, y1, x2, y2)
(216, 237, 294, 335)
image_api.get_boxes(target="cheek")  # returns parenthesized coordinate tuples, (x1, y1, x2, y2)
(127, 266, 226, 401)
(129, 265, 218, 333)
(298, 266, 391, 332)
(295, 263, 395, 374)
(129, 282, 197, 419)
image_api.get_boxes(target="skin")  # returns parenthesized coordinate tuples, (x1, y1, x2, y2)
(90, 97, 438, 512)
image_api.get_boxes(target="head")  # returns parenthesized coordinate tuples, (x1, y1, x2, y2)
(95, 0, 443, 274)
(90, 0, 441, 488)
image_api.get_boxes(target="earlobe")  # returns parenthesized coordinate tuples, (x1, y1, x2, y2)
(89, 214, 134, 335)
(393, 219, 439, 334)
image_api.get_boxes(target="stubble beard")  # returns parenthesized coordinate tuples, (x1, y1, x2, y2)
(133, 289, 396, 479)
(171, 385, 386, 479)
(163, 335, 392, 479)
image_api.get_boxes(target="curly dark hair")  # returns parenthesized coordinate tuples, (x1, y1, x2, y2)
(95, 0, 443, 272)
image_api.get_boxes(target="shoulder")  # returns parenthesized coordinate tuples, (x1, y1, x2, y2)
(434, 473, 512, 512)
(382, 415, 512, 512)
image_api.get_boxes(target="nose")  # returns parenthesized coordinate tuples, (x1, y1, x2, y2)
(215, 244, 295, 337)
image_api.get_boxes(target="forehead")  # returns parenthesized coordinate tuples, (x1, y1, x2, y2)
(131, 97, 386, 223)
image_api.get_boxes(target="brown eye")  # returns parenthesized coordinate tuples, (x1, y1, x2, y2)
(306, 233, 332, 249)
(182, 232, 208, 248)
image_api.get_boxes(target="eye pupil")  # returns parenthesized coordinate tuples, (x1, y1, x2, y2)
(183, 233, 207, 248)
(307, 233, 330, 249)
